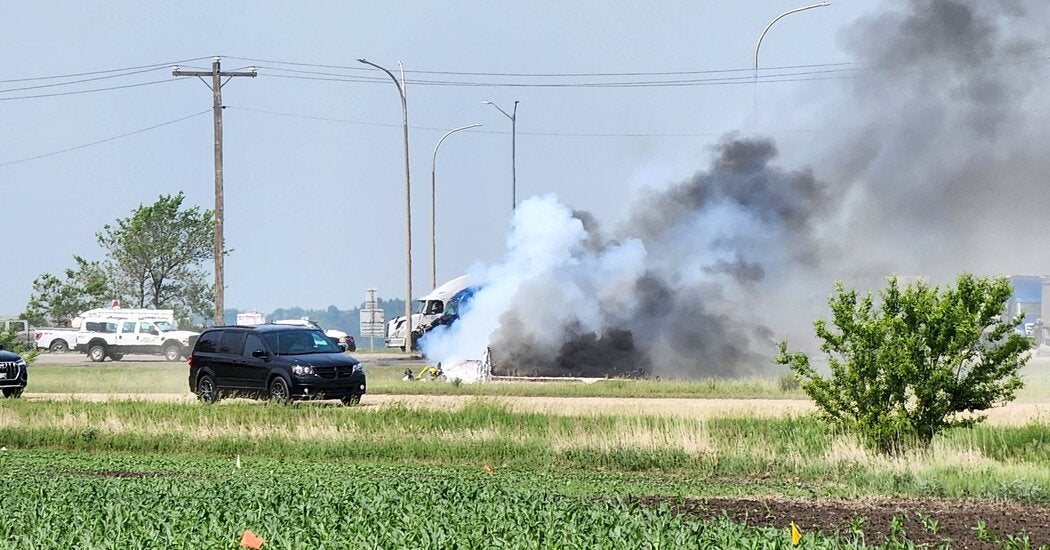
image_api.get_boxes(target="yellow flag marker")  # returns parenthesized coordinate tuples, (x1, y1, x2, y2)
(790, 522, 802, 546)
(240, 529, 263, 549)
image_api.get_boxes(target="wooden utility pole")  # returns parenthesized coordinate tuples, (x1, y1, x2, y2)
(172, 57, 256, 326)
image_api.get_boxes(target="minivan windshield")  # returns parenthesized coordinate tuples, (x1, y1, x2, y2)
(263, 329, 341, 355)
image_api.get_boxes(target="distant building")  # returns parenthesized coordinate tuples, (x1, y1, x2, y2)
(236, 310, 266, 326)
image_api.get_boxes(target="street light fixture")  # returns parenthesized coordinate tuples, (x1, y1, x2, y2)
(753, 2, 830, 81)
(358, 58, 415, 353)
(431, 123, 481, 290)
(482, 100, 519, 210)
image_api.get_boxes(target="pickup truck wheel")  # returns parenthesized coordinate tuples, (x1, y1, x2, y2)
(49, 340, 69, 353)
(341, 394, 362, 406)
(268, 376, 291, 404)
(163, 344, 182, 362)
(109, 352, 124, 361)
(2, 388, 23, 398)
(197, 374, 218, 404)
(88, 344, 106, 362)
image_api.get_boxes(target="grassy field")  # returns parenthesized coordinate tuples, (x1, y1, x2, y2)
(24, 359, 812, 399)
(24, 355, 1050, 402)
(0, 398, 1048, 547)
(8, 354, 1050, 547)
(0, 398, 1048, 503)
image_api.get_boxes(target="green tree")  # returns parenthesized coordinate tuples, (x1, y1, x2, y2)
(97, 192, 215, 323)
(775, 274, 1030, 453)
(24, 256, 111, 326)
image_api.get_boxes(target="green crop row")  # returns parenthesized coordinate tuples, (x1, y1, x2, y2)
(1, 399, 1049, 504)
(0, 450, 1002, 549)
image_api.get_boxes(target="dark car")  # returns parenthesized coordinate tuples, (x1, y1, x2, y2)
(188, 324, 366, 405)
(0, 344, 27, 398)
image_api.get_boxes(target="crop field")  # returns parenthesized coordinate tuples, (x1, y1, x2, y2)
(0, 353, 1048, 547)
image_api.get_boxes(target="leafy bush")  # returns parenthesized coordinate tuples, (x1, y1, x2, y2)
(775, 274, 1030, 453)
(776, 373, 800, 392)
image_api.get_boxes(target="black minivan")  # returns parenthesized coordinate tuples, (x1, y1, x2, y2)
(188, 324, 366, 405)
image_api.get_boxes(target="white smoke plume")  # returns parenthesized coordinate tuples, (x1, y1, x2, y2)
(422, 0, 1050, 378)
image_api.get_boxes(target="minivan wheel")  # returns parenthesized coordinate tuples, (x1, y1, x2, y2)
(341, 394, 362, 406)
(163, 344, 181, 362)
(88, 344, 106, 362)
(268, 376, 291, 404)
(197, 374, 218, 404)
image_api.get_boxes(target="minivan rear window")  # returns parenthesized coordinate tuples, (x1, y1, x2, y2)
(218, 331, 247, 355)
(194, 331, 221, 353)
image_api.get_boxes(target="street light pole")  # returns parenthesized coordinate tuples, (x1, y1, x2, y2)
(430, 123, 481, 290)
(483, 100, 519, 210)
(753, 2, 830, 81)
(358, 58, 415, 353)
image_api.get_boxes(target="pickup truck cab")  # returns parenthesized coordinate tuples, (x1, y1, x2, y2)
(75, 318, 198, 362)
(0, 318, 35, 350)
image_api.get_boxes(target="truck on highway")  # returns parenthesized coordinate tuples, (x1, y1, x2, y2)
(385, 275, 470, 351)
(72, 308, 199, 362)
(0, 318, 35, 350)
(34, 327, 79, 352)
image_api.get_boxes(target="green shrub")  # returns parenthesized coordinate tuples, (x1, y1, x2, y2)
(776, 274, 1030, 453)
(776, 373, 800, 392)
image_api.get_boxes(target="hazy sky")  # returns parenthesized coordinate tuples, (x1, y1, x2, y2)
(0, 1, 956, 315)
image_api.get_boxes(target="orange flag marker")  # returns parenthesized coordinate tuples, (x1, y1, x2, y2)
(483, 464, 494, 475)
(240, 529, 263, 549)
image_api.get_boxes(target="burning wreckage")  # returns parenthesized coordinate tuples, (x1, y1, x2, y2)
(396, 134, 823, 383)
(401, 1, 1050, 384)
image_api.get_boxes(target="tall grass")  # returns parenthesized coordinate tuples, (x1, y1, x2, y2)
(26, 362, 810, 398)
(1, 399, 1048, 503)
(26, 359, 1050, 401)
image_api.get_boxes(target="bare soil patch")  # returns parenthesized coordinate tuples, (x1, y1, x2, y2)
(636, 495, 1050, 548)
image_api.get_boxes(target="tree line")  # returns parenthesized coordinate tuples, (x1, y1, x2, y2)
(24, 193, 216, 328)
(23, 192, 409, 337)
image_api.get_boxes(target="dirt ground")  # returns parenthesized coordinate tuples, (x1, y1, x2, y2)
(636, 495, 1050, 548)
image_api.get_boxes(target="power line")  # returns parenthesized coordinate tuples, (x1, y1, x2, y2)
(0, 110, 210, 168)
(0, 56, 213, 84)
(228, 105, 721, 137)
(253, 54, 1050, 89)
(229, 54, 856, 77)
(0, 78, 180, 101)
(0, 67, 167, 94)
(228, 103, 1050, 138)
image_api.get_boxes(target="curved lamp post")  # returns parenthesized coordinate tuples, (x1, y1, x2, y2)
(753, 2, 830, 81)
(482, 100, 519, 210)
(430, 123, 481, 289)
(358, 58, 415, 352)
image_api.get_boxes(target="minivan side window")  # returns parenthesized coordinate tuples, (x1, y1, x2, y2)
(195, 331, 220, 353)
(243, 334, 266, 357)
(218, 331, 247, 355)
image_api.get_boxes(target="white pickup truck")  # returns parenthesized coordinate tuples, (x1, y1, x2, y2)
(71, 308, 199, 362)
(34, 328, 79, 352)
